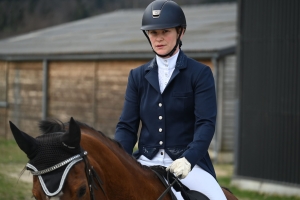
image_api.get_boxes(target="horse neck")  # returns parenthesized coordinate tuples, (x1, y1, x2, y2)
(80, 132, 171, 200)
(80, 131, 151, 178)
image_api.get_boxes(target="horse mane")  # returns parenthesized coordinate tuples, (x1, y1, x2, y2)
(71, 120, 152, 172)
(38, 119, 151, 171)
(72, 120, 123, 149)
(38, 119, 122, 149)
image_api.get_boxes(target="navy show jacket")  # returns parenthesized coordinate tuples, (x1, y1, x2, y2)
(115, 51, 217, 179)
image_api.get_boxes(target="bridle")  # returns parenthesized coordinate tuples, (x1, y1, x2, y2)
(82, 151, 106, 199)
(27, 150, 106, 200)
(27, 149, 196, 200)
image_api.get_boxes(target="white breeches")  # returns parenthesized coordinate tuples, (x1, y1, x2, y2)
(138, 149, 226, 200)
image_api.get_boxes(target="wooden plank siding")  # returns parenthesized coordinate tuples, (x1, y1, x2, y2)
(47, 60, 148, 137)
(94, 60, 147, 137)
(2, 59, 213, 139)
(0, 61, 7, 102)
(0, 61, 7, 137)
(220, 55, 237, 151)
(48, 61, 96, 125)
(6, 62, 43, 138)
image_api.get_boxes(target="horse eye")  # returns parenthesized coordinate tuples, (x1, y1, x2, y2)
(77, 185, 87, 197)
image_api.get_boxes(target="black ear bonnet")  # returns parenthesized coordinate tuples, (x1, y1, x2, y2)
(26, 132, 84, 196)
(9, 118, 86, 197)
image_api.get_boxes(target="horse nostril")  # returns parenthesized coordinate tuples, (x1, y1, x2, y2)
(77, 185, 87, 197)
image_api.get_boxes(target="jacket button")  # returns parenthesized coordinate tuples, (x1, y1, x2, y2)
(159, 128, 162, 132)
(159, 116, 163, 120)
(159, 141, 163, 145)
(159, 103, 162, 107)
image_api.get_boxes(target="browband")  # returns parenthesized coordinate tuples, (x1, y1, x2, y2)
(26, 151, 88, 197)
(28, 151, 87, 176)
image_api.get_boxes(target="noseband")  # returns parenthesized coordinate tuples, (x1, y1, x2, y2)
(27, 150, 106, 200)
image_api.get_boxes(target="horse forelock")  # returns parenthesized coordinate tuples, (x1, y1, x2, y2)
(39, 119, 66, 134)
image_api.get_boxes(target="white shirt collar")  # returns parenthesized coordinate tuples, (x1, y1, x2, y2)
(156, 51, 180, 93)
(156, 50, 179, 70)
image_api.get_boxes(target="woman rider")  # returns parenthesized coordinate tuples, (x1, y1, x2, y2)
(115, 1, 226, 199)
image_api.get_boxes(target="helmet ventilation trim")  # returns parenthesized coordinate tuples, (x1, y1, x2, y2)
(152, 10, 161, 18)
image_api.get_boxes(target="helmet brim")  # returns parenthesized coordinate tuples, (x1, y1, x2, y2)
(141, 23, 186, 31)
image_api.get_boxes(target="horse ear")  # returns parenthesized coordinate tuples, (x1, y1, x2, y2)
(9, 121, 38, 159)
(61, 117, 81, 149)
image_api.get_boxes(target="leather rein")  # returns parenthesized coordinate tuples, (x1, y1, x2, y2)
(82, 151, 106, 200)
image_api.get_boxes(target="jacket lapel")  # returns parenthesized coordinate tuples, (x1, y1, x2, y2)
(145, 51, 188, 93)
(145, 58, 161, 93)
(166, 51, 187, 88)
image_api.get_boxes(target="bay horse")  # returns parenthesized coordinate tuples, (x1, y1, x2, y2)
(9, 117, 237, 200)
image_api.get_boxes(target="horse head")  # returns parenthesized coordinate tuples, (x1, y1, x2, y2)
(9, 117, 104, 200)
(10, 117, 178, 200)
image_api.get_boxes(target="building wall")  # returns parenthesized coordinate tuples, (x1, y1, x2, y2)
(0, 61, 7, 137)
(95, 60, 148, 137)
(5, 62, 43, 138)
(2, 59, 213, 139)
(48, 61, 97, 127)
(47, 60, 148, 137)
(221, 55, 237, 151)
(236, 0, 300, 187)
(212, 55, 237, 162)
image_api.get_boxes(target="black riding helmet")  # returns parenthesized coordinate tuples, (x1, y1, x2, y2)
(141, 0, 186, 57)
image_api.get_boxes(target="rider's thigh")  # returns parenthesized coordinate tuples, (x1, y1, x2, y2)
(180, 165, 227, 200)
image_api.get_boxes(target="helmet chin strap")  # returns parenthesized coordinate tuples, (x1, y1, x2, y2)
(143, 28, 184, 58)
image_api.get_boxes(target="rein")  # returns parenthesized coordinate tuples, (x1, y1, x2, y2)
(151, 165, 210, 200)
(157, 177, 178, 200)
(151, 167, 177, 200)
(82, 151, 106, 199)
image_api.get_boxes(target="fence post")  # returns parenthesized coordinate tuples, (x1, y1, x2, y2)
(42, 60, 48, 120)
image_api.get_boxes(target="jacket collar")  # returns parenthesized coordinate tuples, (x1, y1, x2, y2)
(145, 50, 187, 72)
(144, 51, 187, 93)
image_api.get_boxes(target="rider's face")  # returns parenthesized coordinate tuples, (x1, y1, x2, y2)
(148, 28, 182, 57)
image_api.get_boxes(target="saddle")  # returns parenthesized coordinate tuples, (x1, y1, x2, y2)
(150, 165, 210, 200)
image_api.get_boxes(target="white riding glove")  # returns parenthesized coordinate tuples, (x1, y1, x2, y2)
(166, 157, 191, 179)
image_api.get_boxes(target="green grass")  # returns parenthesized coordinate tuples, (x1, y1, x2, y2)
(0, 172, 32, 200)
(0, 138, 28, 164)
(0, 138, 32, 200)
(216, 165, 300, 200)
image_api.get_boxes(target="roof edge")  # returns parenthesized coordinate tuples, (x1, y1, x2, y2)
(0, 46, 235, 61)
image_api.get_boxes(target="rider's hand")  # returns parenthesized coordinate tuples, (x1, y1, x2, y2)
(166, 157, 191, 179)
